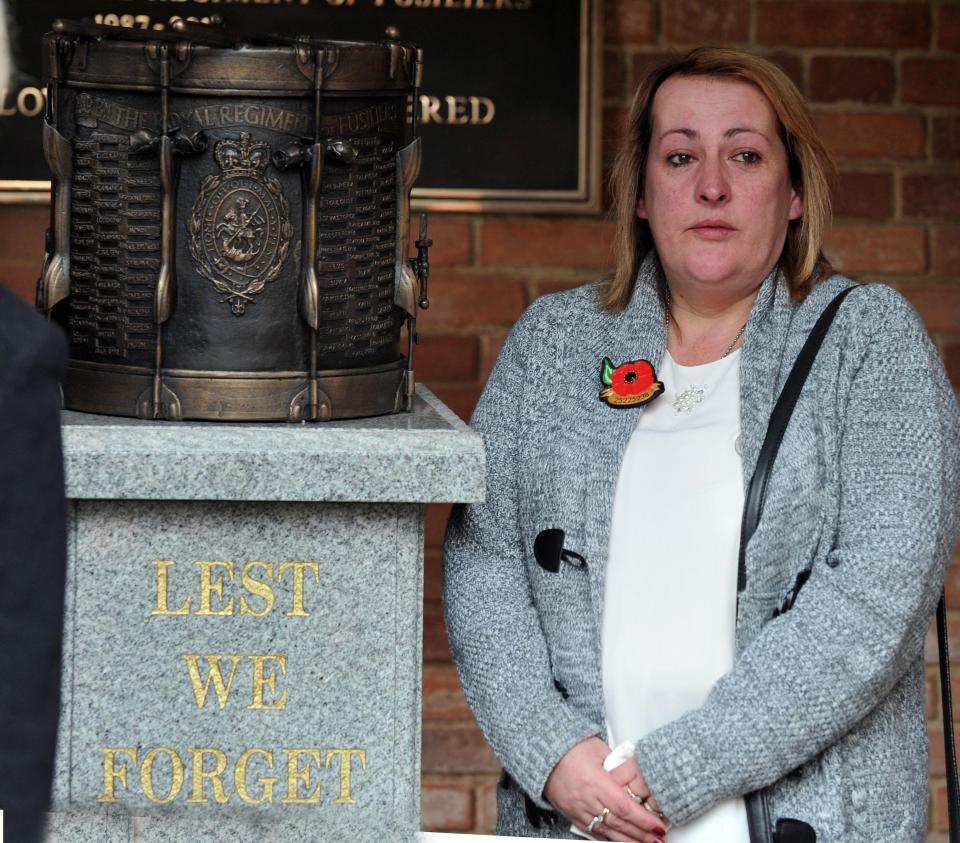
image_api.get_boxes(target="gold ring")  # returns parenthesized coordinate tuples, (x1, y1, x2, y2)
(624, 784, 646, 805)
(586, 807, 610, 834)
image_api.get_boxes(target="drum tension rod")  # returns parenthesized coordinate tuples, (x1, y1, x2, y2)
(37, 35, 72, 321)
(413, 213, 431, 311)
(272, 51, 364, 422)
(400, 44, 427, 413)
(305, 47, 326, 422)
(399, 214, 431, 414)
(131, 41, 205, 420)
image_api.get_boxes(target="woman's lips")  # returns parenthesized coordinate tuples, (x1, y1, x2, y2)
(690, 221, 736, 240)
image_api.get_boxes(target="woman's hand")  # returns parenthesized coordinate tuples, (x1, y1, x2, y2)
(543, 737, 669, 842)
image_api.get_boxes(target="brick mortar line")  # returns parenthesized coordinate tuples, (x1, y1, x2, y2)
(434, 263, 960, 280)
(889, 276, 960, 288)
(888, 255, 957, 270)
(468, 217, 480, 266)
(830, 164, 904, 172)
(832, 159, 957, 170)
(441, 263, 611, 275)
(813, 104, 960, 113)
(830, 221, 928, 229)
(421, 773, 499, 782)
(931, 0, 941, 54)
(896, 49, 960, 60)
(831, 216, 899, 223)
(612, 47, 958, 61)
(896, 48, 906, 109)
(417, 337, 508, 354)
(423, 722, 492, 733)
(418, 326, 505, 336)
(654, 39, 755, 50)
(0, 257, 41, 267)
(812, 102, 942, 113)
(895, 168, 905, 219)
(798, 49, 811, 95)
(518, 266, 609, 279)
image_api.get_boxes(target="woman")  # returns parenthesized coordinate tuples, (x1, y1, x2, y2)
(443, 47, 960, 842)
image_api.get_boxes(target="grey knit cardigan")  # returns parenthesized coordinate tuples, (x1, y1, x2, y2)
(442, 252, 960, 841)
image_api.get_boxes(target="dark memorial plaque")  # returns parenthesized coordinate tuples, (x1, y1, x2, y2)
(2, 0, 600, 212)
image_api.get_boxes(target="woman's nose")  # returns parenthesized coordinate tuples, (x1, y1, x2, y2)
(696, 159, 730, 205)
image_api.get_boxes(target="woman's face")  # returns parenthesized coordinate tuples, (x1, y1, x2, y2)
(637, 75, 803, 298)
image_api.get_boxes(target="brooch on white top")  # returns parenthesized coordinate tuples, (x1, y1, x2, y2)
(672, 385, 707, 414)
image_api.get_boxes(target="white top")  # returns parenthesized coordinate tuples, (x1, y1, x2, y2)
(600, 348, 750, 842)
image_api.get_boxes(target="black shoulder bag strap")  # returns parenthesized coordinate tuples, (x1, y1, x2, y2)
(739, 285, 959, 843)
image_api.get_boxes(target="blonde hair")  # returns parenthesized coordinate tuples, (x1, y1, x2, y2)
(604, 46, 834, 312)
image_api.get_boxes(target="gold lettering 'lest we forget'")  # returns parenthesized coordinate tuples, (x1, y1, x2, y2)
(109, 559, 367, 809)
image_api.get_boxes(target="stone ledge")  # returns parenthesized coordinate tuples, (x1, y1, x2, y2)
(62, 384, 484, 504)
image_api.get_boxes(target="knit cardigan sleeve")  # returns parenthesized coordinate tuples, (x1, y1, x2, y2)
(633, 283, 960, 825)
(442, 298, 604, 810)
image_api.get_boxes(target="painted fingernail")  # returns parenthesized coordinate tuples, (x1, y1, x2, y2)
(655, 827, 667, 837)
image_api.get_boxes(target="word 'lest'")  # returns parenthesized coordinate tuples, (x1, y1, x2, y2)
(152, 560, 320, 617)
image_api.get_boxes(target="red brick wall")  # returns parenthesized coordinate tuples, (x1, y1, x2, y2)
(1, 1, 958, 836)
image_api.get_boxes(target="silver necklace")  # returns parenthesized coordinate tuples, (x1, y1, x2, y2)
(665, 290, 747, 414)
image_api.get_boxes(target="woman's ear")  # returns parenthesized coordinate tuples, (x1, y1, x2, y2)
(788, 186, 804, 221)
(636, 197, 648, 220)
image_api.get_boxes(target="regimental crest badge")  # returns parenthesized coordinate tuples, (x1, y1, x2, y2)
(189, 131, 293, 316)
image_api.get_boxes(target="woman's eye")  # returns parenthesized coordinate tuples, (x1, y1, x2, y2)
(733, 150, 762, 164)
(666, 153, 693, 167)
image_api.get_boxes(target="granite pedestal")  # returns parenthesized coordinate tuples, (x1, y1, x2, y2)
(45, 385, 484, 843)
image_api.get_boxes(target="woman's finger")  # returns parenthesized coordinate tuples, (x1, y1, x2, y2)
(596, 825, 643, 843)
(573, 813, 638, 843)
(607, 757, 668, 825)
(600, 809, 666, 843)
(600, 780, 669, 837)
(576, 804, 617, 841)
(612, 763, 661, 815)
(581, 812, 641, 843)
(623, 776, 667, 824)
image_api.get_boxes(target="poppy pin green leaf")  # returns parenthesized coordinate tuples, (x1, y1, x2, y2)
(601, 356, 616, 387)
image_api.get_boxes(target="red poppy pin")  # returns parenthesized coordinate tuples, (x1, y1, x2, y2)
(599, 357, 664, 408)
